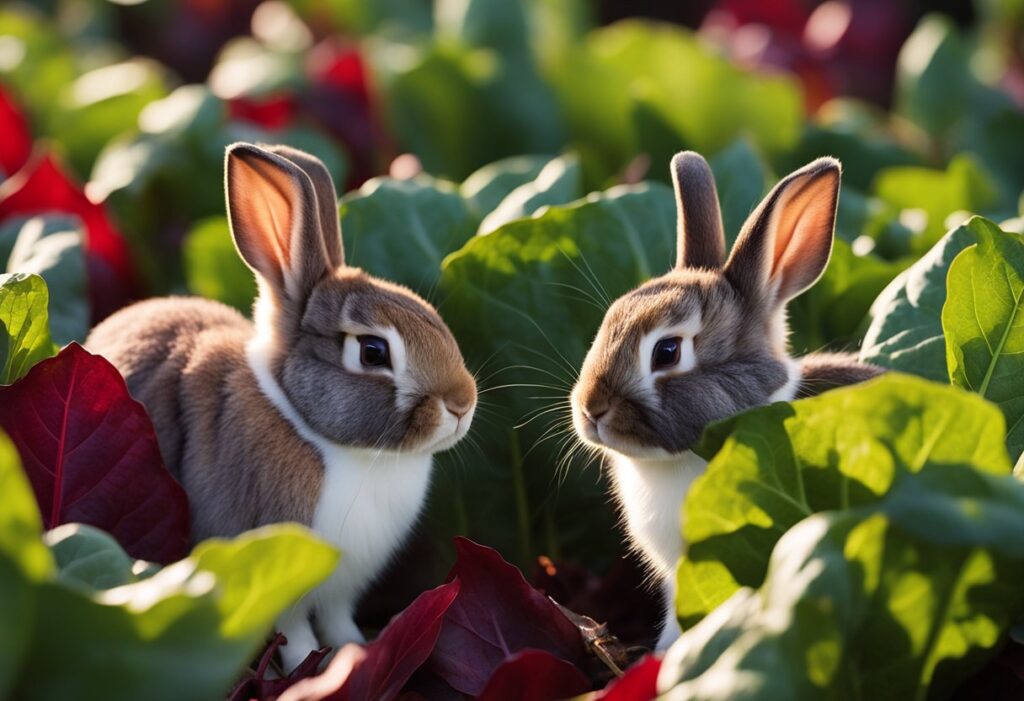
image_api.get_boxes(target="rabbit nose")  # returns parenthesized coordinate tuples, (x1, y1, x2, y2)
(583, 399, 610, 423)
(444, 397, 473, 419)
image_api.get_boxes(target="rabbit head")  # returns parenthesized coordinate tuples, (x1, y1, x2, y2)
(227, 143, 476, 454)
(572, 152, 841, 458)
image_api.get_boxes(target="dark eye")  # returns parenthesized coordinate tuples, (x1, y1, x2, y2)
(358, 335, 391, 369)
(652, 337, 682, 371)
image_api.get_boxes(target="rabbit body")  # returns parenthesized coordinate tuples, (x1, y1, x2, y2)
(87, 144, 476, 669)
(572, 152, 882, 651)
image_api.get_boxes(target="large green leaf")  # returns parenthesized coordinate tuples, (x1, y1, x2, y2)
(894, 14, 1024, 210)
(677, 374, 1012, 628)
(460, 155, 550, 217)
(860, 217, 997, 380)
(780, 99, 921, 193)
(0, 432, 52, 697)
(943, 222, 1024, 461)
(550, 20, 802, 185)
(371, 35, 564, 181)
(707, 138, 768, 247)
(17, 525, 338, 701)
(436, 183, 675, 568)
(182, 217, 257, 314)
(340, 176, 479, 297)
(477, 154, 582, 234)
(872, 155, 999, 254)
(0, 273, 56, 384)
(2, 215, 89, 344)
(662, 466, 1024, 700)
(45, 524, 157, 592)
(55, 59, 169, 177)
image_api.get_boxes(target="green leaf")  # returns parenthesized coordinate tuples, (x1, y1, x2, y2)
(372, 39, 564, 180)
(460, 155, 549, 217)
(943, 222, 1024, 461)
(781, 99, 922, 192)
(873, 155, 999, 254)
(550, 21, 802, 184)
(477, 154, 582, 234)
(663, 467, 1024, 699)
(788, 238, 907, 354)
(182, 217, 257, 314)
(45, 524, 153, 592)
(2, 215, 89, 344)
(0, 431, 53, 698)
(0, 273, 56, 384)
(707, 138, 768, 248)
(677, 374, 1012, 628)
(17, 525, 338, 701)
(436, 183, 675, 568)
(861, 217, 998, 380)
(55, 59, 169, 177)
(340, 176, 478, 297)
(894, 14, 974, 142)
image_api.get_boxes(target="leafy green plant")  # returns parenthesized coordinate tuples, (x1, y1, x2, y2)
(0, 431, 338, 701)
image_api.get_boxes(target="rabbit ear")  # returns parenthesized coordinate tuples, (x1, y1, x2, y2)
(723, 157, 840, 305)
(671, 151, 725, 270)
(225, 143, 336, 300)
(264, 144, 344, 268)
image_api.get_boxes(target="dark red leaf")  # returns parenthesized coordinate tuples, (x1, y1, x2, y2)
(0, 83, 32, 177)
(0, 151, 137, 319)
(595, 655, 661, 701)
(230, 633, 331, 701)
(427, 538, 589, 697)
(476, 650, 590, 701)
(0, 343, 190, 563)
(338, 580, 461, 701)
(307, 42, 370, 105)
(228, 93, 298, 131)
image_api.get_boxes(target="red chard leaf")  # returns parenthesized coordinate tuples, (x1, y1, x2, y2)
(475, 650, 590, 701)
(337, 580, 461, 701)
(0, 84, 32, 177)
(0, 343, 190, 563)
(427, 538, 589, 697)
(0, 151, 137, 319)
(229, 633, 330, 701)
(595, 655, 661, 700)
(228, 94, 298, 131)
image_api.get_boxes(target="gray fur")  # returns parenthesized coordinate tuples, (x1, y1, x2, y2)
(573, 151, 881, 456)
(671, 152, 725, 270)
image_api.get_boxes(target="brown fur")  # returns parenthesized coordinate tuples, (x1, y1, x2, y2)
(86, 143, 475, 542)
(86, 297, 322, 538)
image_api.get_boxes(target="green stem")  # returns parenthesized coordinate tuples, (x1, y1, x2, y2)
(509, 430, 532, 567)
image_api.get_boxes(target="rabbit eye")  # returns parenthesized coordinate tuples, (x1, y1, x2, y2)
(652, 337, 682, 371)
(358, 335, 391, 369)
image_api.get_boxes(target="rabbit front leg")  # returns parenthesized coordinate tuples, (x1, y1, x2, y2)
(656, 577, 683, 650)
(278, 601, 322, 671)
(316, 591, 366, 650)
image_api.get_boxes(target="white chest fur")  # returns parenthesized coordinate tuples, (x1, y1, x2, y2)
(610, 451, 708, 578)
(246, 341, 433, 628)
(311, 446, 431, 604)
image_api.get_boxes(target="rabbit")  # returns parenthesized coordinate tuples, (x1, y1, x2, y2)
(86, 143, 477, 669)
(570, 151, 882, 650)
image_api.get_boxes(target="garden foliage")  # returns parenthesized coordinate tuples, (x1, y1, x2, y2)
(1, 0, 1024, 698)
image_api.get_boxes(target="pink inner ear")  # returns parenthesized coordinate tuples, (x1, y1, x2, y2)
(231, 156, 296, 275)
(769, 170, 838, 299)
